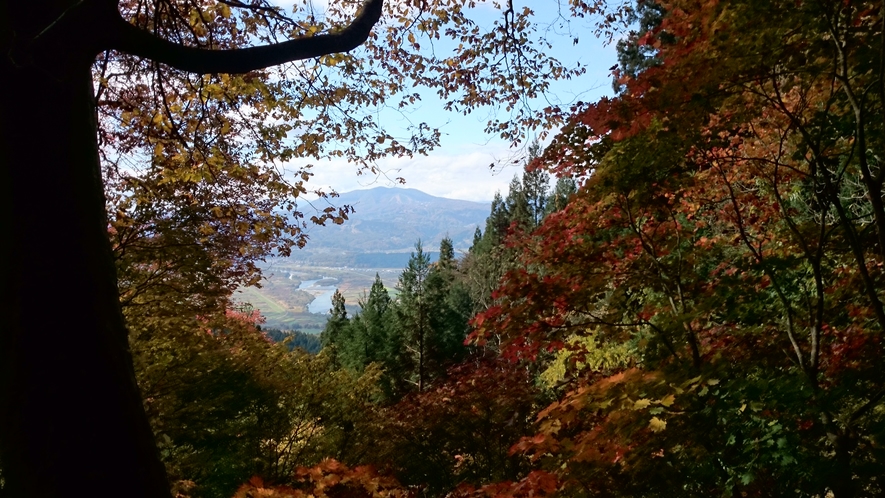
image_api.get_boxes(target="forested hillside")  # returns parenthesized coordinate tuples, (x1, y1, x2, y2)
(129, 163, 571, 498)
(4, 0, 885, 497)
(295, 187, 490, 254)
(242, 0, 885, 495)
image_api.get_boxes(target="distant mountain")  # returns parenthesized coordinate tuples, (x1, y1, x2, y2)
(290, 187, 490, 266)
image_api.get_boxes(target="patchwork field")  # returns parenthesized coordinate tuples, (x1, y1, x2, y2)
(235, 261, 401, 332)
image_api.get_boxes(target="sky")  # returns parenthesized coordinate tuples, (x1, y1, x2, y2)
(271, 0, 619, 202)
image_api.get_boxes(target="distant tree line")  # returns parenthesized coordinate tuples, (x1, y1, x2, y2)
(262, 328, 322, 354)
(320, 238, 471, 398)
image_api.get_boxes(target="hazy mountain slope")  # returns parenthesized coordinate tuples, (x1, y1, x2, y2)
(297, 187, 490, 256)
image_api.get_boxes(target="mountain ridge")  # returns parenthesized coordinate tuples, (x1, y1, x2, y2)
(291, 186, 490, 266)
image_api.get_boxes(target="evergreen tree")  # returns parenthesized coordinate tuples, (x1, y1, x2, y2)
(427, 237, 470, 366)
(464, 175, 534, 313)
(396, 241, 433, 392)
(344, 275, 394, 371)
(435, 279, 472, 365)
(484, 191, 510, 245)
(321, 290, 349, 350)
(437, 236, 456, 277)
(522, 142, 550, 227)
(612, 0, 672, 94)
(522, 169, 549, 227)
(504, 175, 532, 231)
(545, 176, 577, 216)
(392, 239, 472, 392)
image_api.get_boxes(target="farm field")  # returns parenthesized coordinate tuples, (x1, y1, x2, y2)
(235, 261, 401, 331)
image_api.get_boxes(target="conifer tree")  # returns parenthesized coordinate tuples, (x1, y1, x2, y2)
(427, 237, 470, 366)
(545, 176, 577, 216)
(472, 227, 483, 248)
(437, 236, 456, 277)
(396, 241, 433, 392)
(340, 274, 395, 375)
(392, 239, 471, 392)
(484, 192, 510, 246)
(320, 290, 350, 362)
(522, 141, 551, 227)
(504, 175, 532, 231)
(522, 169, 550, 228)
(464, 191, 512, 312)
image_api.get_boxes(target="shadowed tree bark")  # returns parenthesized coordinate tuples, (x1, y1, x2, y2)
(0, 1, 382, 496)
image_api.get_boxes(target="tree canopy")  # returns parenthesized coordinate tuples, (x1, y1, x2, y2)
(0, 0, 596, 495)
(8, 0, 885, 497)
(469, 0, 885, 495)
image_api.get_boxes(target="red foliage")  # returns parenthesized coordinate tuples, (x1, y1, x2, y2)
(233, 459, 414, 498)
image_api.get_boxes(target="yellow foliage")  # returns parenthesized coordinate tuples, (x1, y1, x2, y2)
(539, 332, 635, 387)
(648, 416, 667, 432)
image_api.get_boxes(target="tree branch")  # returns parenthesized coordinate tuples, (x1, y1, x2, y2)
(108, 0, 383, 75)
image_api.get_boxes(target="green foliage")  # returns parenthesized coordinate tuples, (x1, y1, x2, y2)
(132, 316, 381, 497)
(544, 176, 577, 217)
(462, 162, 571, 316)
(394, 240, 475, 392)
(264, 328, 322, 354)
(39, 0, 885, 496)
(340, 276, 398, 372)
(612, 0, 672, 93)
(320, 290, 349, 356)
(394, 241, 435, 392)
(320, 238, 473, 400)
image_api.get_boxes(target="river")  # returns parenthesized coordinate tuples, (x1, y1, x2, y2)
(297, 278, 338, 315)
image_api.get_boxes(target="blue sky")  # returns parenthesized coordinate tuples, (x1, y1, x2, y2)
(273, 0, 618, 202)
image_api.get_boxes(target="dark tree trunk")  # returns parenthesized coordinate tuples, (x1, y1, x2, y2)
(0, 2, 172, 496)
(831, 433, 857, 498)
(0, 0, 380, 494)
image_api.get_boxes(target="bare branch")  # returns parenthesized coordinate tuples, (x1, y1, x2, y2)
(109, 0, 383, 75)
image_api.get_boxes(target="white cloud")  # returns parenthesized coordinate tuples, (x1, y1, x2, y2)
(289, 142, 524, 202)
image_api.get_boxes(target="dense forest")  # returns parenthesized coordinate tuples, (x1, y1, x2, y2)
(2, 0, 885, 497)
(125, 166, 577, 498)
